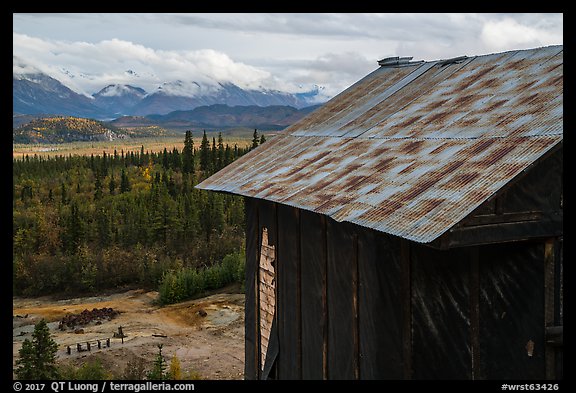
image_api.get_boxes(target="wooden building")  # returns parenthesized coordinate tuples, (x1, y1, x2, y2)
(197, 45, 563, 380)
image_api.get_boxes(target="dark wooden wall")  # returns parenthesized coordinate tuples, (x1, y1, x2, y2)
(243, 199, 561, 380)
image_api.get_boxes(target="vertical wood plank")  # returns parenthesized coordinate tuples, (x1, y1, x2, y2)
(358, 230, 403, 379)
(554, 237, 563, 379)
(401, 239, 412, 380)
(411, 244, 471, 379)
(244, 198, 259, 379)
(470, 246, 480, 380)
(322, 215, 328, 380)
(352, 233, 359, 380)
(300, 210, 326, 380)
(479, 242, 545, 379)
(544, 238, 555, 380)
(326, 219, 355, 379)
(277, 205, 301, 379)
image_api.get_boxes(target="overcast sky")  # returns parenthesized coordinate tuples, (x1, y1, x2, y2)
(13, 13, 563, 101)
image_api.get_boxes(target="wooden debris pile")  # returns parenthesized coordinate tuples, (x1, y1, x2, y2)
(59, 307, 119, 330)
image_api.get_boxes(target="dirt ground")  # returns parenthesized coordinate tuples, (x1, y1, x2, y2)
(12, 285, 245, 380)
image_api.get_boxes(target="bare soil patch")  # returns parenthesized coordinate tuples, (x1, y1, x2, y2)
(12, 286, 245, 380)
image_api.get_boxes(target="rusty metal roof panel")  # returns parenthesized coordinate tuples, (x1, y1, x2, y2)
(196, 45, 563, 243)
(360, 46, 563, 140)
(286, 63, 423, 137)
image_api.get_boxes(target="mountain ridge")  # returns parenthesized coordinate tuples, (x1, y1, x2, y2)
(112, 103, 322, 131)
(13, 73, 108, 119)
(14, 67, 324, 120)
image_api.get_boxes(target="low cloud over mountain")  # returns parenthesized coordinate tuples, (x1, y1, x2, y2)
(13, 58, 325, 120)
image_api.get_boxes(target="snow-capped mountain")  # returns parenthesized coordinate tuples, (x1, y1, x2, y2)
(94, 84, 147, 98)
(13, 72, 107, 119)
(92, 85, 147, 117)
(13, 64, 324, 120)
(130, 81, 317, 116)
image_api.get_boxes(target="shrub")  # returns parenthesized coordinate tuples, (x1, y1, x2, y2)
(59, 360, 110, 380)
(158, 250, 245, 305)
(121, 357, 148, 380)
(167, 355, 182, 380)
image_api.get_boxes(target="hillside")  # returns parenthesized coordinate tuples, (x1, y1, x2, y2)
(13, 116, 129, 144)
(13, 114, 46, 130)
(13, 103, 321, 143)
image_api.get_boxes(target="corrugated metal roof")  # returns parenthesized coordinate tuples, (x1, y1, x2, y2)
(196, 45, 563, 243)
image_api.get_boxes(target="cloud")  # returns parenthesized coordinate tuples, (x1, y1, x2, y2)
(166, 13, 378, 39)
(261, 52, 375, 98)
(480, 16, 563, 51)
(13, 13, 563, 102)
(13, 55, 41, 76)
(12, 33, 305, 97)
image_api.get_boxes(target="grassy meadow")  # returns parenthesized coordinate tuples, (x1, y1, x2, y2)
(13, 135, 253, 160)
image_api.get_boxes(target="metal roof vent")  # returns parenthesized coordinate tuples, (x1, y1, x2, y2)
(378, 56, 414, 67)
(437, 55, 468, 66)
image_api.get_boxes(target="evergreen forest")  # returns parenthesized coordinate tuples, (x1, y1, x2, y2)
(13, 130, 264, 303)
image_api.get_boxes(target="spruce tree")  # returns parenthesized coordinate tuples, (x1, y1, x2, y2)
(181, 174, 189, 195)
(200, 130, 210, 173)
(60, 182, 67, 205)
(100, 151, 108, 177)
(65, 200, 84, 252)
(15, 319, 59, 380)
(224, 145, 232, 166)
(147, 344, 167, 380)
(162, 147, 169, 170)
(20, 183, 33, 202)
(96, 204, 111, 246)
(171, 147, 181, 170)
(120, 169, 131, 193)
(211, 136, 217, 173)
(252, 129, 259, 149)
(182, 130, 194, 174)
(94, 175, 103, 201)
(109, 173, 116, 195)
(167, 176, 177, 199)
(217, 132, 224, 171)
(139, 145, 145, 167)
